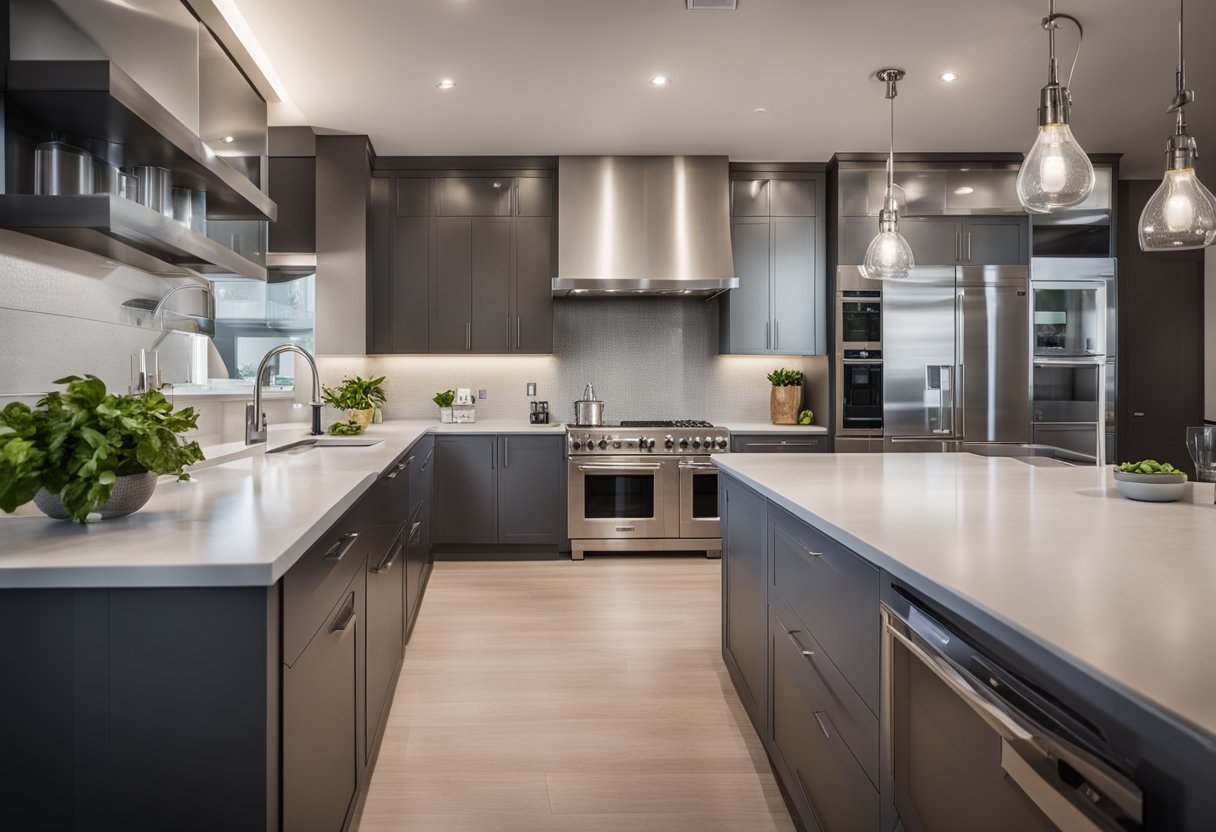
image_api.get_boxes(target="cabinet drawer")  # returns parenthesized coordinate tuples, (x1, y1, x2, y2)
(770, 596, 878, 786)
(283, 505, 369, 667)
(769, 507, 880, 714)
(769, 604, 879, 832)
(731, 434, 825, 453)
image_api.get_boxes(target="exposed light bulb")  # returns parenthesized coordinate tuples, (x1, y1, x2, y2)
(862, 229, 914, 281)
(1139, 167, 1216, 250)
(1017, 123, 1094, 212)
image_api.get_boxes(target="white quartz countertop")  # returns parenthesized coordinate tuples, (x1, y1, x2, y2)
(714, 452, 1216, 741)
(0, 419, 562, 589)
(717, 421, 828, 434)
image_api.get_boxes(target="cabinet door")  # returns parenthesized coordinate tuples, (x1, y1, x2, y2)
(368, 176, 393, 354)
(406, 437, 434, 630)
(430, 218, 472, 352)
(365, 529, 404, 756)
(839, 216, 876, 265)
(732, 179, 770, 217)
(899, 217, 961, 265)
(771, 217, 819, 354)
(471, 219, 512, 352)
(283, 582, 359, 832)
(516, 177, 554, 217)
(497, 435, 563, 545)
(945, 169, 1019, 214)
(724, 217, 772, 353)
(513, 217, 553, 353)
(964, 217, 1028, 265)
(721, 476, 767, 729)
(732, 434, 826, 453)
(435, 177, 513, 216)
(268, 156, 316, 253)
(771, 179, 817, 217)
(433, 436, 498, 545)
(392, 215, 430, 353)
(396, 178, 431, 217)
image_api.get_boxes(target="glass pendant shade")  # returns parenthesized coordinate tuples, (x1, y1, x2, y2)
(862, 223, 914, 281)
(1016, 123, 1095, 213)
(1139, 168, 1216, 250)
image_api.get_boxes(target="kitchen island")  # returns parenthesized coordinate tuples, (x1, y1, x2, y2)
(715, 452, 1216, 831)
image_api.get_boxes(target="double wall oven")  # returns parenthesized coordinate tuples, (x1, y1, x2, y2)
(836, 266, 884, 451)
(567, 421, 729, 560)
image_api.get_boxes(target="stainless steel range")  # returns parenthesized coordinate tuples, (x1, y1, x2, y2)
(567, 420, 730, 560)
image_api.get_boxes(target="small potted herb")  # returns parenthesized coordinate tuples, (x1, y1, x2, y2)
(0, 375, 204, 523)
(433, 390, 455, 423)
(321, 375, 386, 431)
(767, 368, 804, 426)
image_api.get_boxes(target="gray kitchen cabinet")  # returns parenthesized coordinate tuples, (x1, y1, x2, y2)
(898, 217, 961, 265)
(283, 577, 360, 832)
(723, 218, 772, 353)
(944, 169, 1019, 214)
(267, 156, 316, 253)
(771, 179, 817, 217)
(392, 215, 430, 353)
(435, 177, 514, 216)
(840, 215, 1027, 266)
(406, 437, 435, 629)
(498, 435, 563, 544)
(396, 178, 431, 216)
(732, 179, 770, 217)
(771, 217, 819, 354)
(431, 218, 474, 352)
(721, 474, 768, 730)
(365, 527, 404, 758)
(964, 216, 1027, 265)
(731, 433, 827, 453)
(471, 218, 512, 352)
(434, 435, 499, 545)
(516, 177, 554, 217)
(512, 217, 554, 353)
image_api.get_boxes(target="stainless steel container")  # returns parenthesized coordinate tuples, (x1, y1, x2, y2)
(171, 187, 207, 234)
(573, 381, 605, 426)
(94, 159, 138, 200)
(34, 141, 93, 195)
(131, 166, 173, 216)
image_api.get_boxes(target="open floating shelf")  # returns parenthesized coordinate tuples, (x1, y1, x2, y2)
(5, 60, 277, 222)
(0, 194, 267, 280)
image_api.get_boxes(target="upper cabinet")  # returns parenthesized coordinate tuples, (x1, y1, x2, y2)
(368, 167, 555, 355)
(839, 215, 1028, 266)
(720, 171, 827, 356)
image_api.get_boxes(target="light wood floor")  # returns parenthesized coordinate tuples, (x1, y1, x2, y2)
(351, 557, 796, 832)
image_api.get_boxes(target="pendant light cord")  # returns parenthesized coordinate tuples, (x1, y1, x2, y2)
(1044, 0, 1083, 91)
(887, 93, 895, 196)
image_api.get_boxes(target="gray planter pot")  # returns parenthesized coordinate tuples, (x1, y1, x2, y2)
(34, 471, 159, 521)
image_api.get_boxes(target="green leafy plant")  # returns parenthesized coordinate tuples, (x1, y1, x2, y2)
(326, 420, 364, 436)
(767, 368, 804, 387)
(1118, 459, 1186, 476)
(0, 375, 204, 523)
(322, 375, 386, 411)
(432, 389, 455, 408)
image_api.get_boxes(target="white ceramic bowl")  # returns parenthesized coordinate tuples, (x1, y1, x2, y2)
(1112, 470, 1188, 502)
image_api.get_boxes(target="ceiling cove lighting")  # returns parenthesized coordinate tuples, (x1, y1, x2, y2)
(1015, 0, 1094, 213)
(650, 75, 671, 87)
(1138, 0, 1216, 251)
(861, 68, 914, 282)
(436, 78, 457, 90)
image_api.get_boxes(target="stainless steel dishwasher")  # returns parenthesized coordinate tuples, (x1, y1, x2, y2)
(880, 589, 1143, 832)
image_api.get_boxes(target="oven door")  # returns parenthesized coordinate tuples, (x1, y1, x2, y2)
(838, 360, 884, 434)
(837, 294, 882, 353)
(567, 456, 679, 541)
(677, 460, 720, 539)
(1031, 281, 1106, 359)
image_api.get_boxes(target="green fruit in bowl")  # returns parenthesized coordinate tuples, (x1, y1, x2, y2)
(798, 409, 813, 425)
(1117, 459, 1185, 476)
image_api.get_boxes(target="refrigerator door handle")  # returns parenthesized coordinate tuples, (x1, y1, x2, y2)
(956, 288, 965, 441)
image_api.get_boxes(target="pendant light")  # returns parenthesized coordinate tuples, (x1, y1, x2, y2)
(1138, 0, 1216, 251)
(1016, 0, 1094, 213)
(862, 68, 913, 282)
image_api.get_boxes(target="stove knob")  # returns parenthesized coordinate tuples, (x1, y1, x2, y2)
(691, 437, 702, 449)
(646, 438, 656, 449)
(678, 437, 689, 449)
(613, 440, 622, 449)
(664, 435, 675, 449)
(716, 437, 729, 450)
(598, 438, 608, 450)
(571, 439, 582, 450)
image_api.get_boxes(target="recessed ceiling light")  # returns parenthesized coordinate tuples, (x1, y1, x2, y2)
(939, 72, 959, 82)
(753, 107, 768, 115)
(436, 78, 457, 90)
(222, 135, 236, 143)
(953, 186, 975, 195)
(650, 75, 671, 87)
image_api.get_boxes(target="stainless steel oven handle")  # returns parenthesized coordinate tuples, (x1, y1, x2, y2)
(1000, 738, 1114, 832)
(677, 462, 719, 470)
(576, 463, 662, 472)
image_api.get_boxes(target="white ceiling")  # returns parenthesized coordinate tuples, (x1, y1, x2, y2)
(232, 0, 1216, 178)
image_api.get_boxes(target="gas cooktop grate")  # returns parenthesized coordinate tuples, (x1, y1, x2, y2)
(618, 420, 716, 429)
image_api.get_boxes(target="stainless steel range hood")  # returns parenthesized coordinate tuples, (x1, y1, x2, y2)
(553, 156, 738, 296)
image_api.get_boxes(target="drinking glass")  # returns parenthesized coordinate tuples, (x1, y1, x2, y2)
(1185, 425, 1216, 503)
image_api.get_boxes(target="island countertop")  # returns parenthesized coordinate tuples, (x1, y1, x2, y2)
(0, 419, 563, 589)
(713, 452, 1216, 742)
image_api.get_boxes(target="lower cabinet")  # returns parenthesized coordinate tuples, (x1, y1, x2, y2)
(434, 435, 499, 544)
(365, 527, 405, 757)
(283, 578, 361, 832)
(731, 433, 828, 453)
(498, 434, 563, 544)
(406, 437, 435, 627)
(721, 474, 768, 730)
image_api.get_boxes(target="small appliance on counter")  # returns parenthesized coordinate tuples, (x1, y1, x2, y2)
(451, 387, 476, 423)
(574, 382, 604, 426)
(530, 401, 550, 425)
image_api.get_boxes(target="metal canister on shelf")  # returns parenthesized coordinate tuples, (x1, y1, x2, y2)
(34, 141, 93, 195)
(171, 187, 207, 234)
(93, 158, 138, 200)
(131, 165, 173, 216)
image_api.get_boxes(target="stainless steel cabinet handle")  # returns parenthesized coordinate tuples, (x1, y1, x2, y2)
(743, 441, 819, 448)
(786, 628, 816, 658)
(678, 462, 719, 470)
(504, 435, 509, 468)
(386, 456, 413, 479)
(331, 597, 356, 632)
(372, 537, 404, 573)
(1133, 412, 1145, 417)
(408, 520, 423, 545)
(577, 463, 662, 473)
(765, 320, 771, 350)
(324, 532, 359, 561)
(813, 710, 832, 740)
(465, 321, 471, 350)
(516, 317, 521, 349)
(773, 319, 779, 350)
(966, 231, 972, 263)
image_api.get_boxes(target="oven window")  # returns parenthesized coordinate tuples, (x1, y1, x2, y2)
(584, 474, 655, 519)
(690, 473, 718, 520)
(841, 301, 881, 342)
(842, 363, 883, 430)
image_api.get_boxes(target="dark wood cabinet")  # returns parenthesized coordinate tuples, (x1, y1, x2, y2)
(406, 437, 435, 628)
(513, 216, 554, 353)
(471, 218, 512, 352)
(434, 435, 499, 545)
(365, 528, 404, 759)
(267, 156, 316, 253)
(721, 474, 768, 730)
(431, 218, 475, 352)
(498, 435, 563, 545)
(283, 578, 361, 832)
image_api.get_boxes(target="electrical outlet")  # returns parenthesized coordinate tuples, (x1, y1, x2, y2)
(479, 389, 487, 400)
(526, 382, 537, 397)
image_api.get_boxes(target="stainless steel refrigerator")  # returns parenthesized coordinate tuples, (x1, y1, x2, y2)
(883, 266, 1030, 451)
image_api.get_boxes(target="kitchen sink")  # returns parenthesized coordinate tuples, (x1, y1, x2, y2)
(267, 436, 386, 454)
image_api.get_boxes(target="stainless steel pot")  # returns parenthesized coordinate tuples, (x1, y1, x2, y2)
(573, 381, 605, 426)
(34, 141, 93, 195)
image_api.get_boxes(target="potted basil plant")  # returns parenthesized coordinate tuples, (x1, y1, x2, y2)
(322, 375, 387, 432)
(767, 367, 804, 426)
(433, 390, 455, 423)
(0, 375, 204, 523)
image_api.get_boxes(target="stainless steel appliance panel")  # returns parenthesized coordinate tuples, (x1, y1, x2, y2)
(567, 456, 680, 541)
(838, 360, 884, 434)
(1032, 281, 1106, 358)
(882, 268, 958, 442)
(837, 294, 882, 352)
(678, 460, 720, 539)
(960, 282, 1030, 444)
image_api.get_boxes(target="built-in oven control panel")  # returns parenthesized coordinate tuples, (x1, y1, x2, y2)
(567, 429, 731, 455)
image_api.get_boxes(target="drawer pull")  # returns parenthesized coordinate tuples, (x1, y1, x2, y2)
(813, 710, 833, 740)
(787, 629, 816, 659)
(372, 537, 404, 574)
(324, 532, 359, 561)
(806, 549, 823, 558)
(331, 598, 356, 633)
(386, 456, 414, 479)
(408, 520, 423, 545)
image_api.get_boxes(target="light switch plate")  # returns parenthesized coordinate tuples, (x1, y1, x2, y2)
(526, 382, 537, 397)
(479, 389, 487, 400)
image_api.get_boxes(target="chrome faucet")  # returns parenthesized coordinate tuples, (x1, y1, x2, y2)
(245, 344, 323, 445)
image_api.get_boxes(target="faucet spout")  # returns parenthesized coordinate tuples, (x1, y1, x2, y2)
(246, 344, 323, 445)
